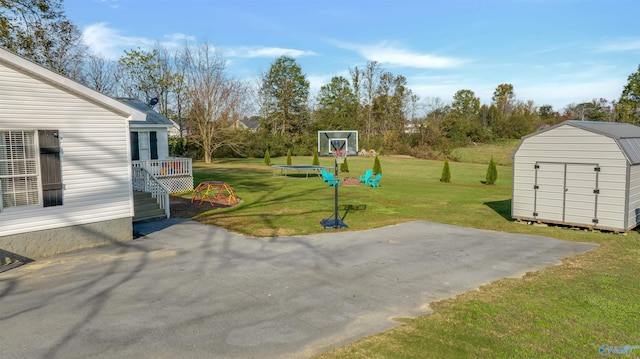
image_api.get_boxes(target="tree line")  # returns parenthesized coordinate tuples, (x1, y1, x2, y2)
(3, 1, 640, 162)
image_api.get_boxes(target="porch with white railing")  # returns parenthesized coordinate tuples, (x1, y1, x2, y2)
(132, 157, 194, 193)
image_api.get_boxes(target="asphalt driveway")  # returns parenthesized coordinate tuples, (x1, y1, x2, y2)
(0, 219, 596, 358)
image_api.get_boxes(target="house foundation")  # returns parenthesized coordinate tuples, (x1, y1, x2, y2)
(0, 217, 132, 260)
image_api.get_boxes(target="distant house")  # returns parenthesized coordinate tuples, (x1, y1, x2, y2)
(512, 120, 640, 232)
(167, 118, 185, 138)
(404, 120, 420, 134)
(0, 47, 193, 260)
(234, 118, 260, 132)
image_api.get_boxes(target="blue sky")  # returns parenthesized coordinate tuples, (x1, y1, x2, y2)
(65, 0, 640, 111)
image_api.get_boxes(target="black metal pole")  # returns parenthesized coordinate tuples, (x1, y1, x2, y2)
(334, 157, 339, 228)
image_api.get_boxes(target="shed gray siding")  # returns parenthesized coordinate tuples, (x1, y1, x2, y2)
(627, 164, 640, 229)
(512, 123, 632, 231)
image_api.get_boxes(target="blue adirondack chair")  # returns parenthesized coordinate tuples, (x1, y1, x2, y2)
(359, 169, 373, 183)
(326, 172, 340, 187)
(320, 168, 330, 182)
(366, 173, 382, 187)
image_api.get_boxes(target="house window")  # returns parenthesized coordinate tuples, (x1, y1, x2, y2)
(0, 130, 63, 211)
(0, 131, 39, 210)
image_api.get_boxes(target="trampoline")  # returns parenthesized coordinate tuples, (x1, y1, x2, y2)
(271, 165, 332, 178)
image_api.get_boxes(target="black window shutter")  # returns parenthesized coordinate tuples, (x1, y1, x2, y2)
(150, 131, 158, 160)
(38, 130, 63, 207)
(130, 131, 140, 161)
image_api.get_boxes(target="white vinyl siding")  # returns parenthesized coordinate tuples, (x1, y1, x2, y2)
(0, 60, 133, 237)
(512, 124, 629, 230)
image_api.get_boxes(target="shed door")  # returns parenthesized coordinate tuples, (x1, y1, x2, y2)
(564, 164, 598, 225)
(534, 163, 565, 222)
(534, 162, 599, 226)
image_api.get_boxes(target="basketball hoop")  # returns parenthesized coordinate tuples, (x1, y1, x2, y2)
(331, 150, 348, 164)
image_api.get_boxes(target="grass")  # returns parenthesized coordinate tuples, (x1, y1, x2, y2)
(177, 154, 640, 358)
(186, 155, 515, 235)
(451, 139, 520, 166)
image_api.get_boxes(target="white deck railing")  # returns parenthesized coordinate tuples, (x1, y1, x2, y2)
(132, 167, 171, 219)
(132, 157, 192, 178)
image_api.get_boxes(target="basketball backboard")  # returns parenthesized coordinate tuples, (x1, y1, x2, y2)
(317, 130, 358, 156)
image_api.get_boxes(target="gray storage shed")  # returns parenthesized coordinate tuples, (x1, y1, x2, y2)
(512, 120, 640, 232)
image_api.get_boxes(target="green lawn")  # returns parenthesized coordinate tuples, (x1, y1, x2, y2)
(177, 154, 640, 358)
(450, 139, 520, 166)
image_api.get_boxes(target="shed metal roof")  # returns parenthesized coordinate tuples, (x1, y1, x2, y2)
(516, 120, 640, 165)
(567, 120, 640, 139)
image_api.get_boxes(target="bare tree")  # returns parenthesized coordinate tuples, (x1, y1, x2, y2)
(171, 48, 190, 139)
(82, 54, 117, 95)
(350, 61, 382, 144)
(405, 92, 422, 122)
(183, 43, 248, 163)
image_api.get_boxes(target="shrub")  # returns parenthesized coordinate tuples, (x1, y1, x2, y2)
(312, 149, 320, 166)
(340, 157, 349, 172)
(440, 158, 451, 183)
(373, 155, 382, 175)
(264, 149, 271, 166)
(286, 149, 292, 165)
(168, 136, 186, 156)
(486, 157, 498, 185)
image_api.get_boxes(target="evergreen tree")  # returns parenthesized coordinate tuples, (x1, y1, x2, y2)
(440, 158, 451, 183)
(264, 149, 271, 166)
(373, 155, 382, 175)
(312, 149, 320, 165)
(259, 56, 310, 137)
(486, 157, 498, 185)
(615, 64, 640, 124)
(340, 157, 349, 172)
(286, 149, 292, 165)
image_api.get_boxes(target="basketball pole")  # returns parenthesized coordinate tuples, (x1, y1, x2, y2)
(319, 135, 353, 229)
(334, 154, 339, 228)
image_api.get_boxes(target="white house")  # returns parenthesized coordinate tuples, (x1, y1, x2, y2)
(511, 120, 640, 232)
(0, 47, 190, 260)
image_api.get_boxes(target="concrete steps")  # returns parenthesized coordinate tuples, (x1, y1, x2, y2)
(133, 191, 167, 222)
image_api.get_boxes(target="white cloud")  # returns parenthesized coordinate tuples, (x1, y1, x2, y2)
(226, 46, 316, 58)
(82, 22, 154, 59)
(306, 74, 332, 92)
(518, 78, 624, 108)
(597, 38, 640, 52)
(97, 0, 119, 9)
(163, 33, 197, 44)
(333, 41, 468, 69)
(82, 22, 196, 60)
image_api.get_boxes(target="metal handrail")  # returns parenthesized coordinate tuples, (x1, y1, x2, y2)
(132, 166, 171, 219)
